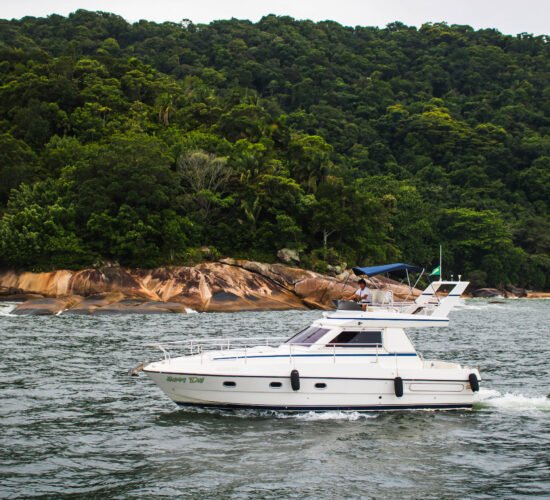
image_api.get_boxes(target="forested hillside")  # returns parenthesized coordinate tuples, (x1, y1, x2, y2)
(0, 10, 549, 288)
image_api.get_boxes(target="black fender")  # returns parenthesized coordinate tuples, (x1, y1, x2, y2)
(468, 373, 480, 392)
(290, 369, 300, 391)
(394, 376, 404, 398)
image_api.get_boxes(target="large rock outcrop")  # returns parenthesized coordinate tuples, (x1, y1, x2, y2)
(0, 261, 420, 315)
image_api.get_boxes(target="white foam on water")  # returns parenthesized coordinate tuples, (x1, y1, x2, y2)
(176, 406, 377, 420)
(0, 302, 18, 316)
(477, 388, 501, 399)
(274, 410, 377, 421)
(453, 299, 469, 308)
(185, 307, 198, 314)
(455, 304, 486, 310)
(455, 302, 510, 311)
(476, 388, 550, 411)
(453, 299, 490, 310)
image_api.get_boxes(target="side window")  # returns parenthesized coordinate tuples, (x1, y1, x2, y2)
(327, 331, 382, 347)
(285, 327, 330, 345)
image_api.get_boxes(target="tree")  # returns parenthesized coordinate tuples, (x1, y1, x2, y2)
(0, 12, 548, 287)
(0, 134, 37, 205)
(0, 180, 89, 270)
(288, 134, 333, 193)
(438, 208, 523, 287)
(177, 150, 233, 223)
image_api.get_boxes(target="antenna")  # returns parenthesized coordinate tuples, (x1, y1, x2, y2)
(439, 244, 443, 282)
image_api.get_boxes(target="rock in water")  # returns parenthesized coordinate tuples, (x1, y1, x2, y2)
(505, 285, 527, 298)
(63, 292, 126, 315)
(472, 288, 503, 298)
(128, 362, 146, 376)
(13, 296, 83, 315)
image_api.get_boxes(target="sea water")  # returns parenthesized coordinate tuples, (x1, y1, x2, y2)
(0, 300, 549, 498)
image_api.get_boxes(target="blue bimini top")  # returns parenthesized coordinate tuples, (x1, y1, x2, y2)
(352, 263, 423, 277)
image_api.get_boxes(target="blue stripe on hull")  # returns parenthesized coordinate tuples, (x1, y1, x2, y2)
(213, 353, 417, 360)
(144, 370, 473, 383)
(326, 317, 449, 322)
(174, 402, 473, 412)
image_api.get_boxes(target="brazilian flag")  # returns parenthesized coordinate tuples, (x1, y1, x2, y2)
(430, 266, 441, 277)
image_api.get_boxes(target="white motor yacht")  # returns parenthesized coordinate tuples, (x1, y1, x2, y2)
(142, 264, 481, 412)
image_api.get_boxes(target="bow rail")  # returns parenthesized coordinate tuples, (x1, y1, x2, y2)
(144, 337, 388, 365)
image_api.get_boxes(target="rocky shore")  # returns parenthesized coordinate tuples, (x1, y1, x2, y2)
(1, 260, 543, 315)
(0, 259, 420, 315)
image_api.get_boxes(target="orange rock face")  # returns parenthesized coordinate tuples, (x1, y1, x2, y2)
(12, 296, 83, 315)
(0, 262, 421, 315)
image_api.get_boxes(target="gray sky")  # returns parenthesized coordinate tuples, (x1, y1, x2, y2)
(2, 0, 549, 35)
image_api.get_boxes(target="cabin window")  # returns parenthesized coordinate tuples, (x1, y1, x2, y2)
(270, 382, 282, 388)
(315, 383, 327, 389)
(327, 330, 383, 347)
(285, 327, 330, 345)
(223, 381, 236, 387)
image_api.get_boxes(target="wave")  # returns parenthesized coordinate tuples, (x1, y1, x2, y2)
(0, 302, 18, 316)
(475, 388, 550, 411)
(172, 406, 378, 421)
(453, 300, 490, 310)
(273, 410, 377, 421)
(454, 302, 510, 311)
(454, 304, 487, 310)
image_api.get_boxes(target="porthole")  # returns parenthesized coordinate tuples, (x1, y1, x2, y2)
(315, 382, 327, 389)
(223, 381, 236, 387)
(270, 382, 282, 388)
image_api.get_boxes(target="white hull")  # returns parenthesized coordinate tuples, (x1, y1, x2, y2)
(144, 357, 478, 411)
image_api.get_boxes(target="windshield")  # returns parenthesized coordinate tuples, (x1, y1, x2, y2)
(327, 330, 383, 347)
(285, 326, 330, 345)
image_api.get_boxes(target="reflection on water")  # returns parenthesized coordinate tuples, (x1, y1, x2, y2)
(0, 301, 549, 498)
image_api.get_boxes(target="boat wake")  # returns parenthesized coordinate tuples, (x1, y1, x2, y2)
(273, 410, 378, 421)
(475, 388, 550, 411)
(171, 390, 550, 420)
(0, 302, 18, 316)
(174, 406, 380, 420)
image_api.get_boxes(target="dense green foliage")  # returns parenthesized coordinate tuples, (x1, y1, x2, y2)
(0, 11, 549, 288)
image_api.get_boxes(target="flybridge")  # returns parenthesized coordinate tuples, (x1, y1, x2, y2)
(323, 311, 450, 328)
(416, 280, 469, 318)
(334, 278, 469, 326)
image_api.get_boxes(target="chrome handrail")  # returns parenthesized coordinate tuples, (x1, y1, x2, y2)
(145, 336, 288, 347)
(146, 337, 387, 364)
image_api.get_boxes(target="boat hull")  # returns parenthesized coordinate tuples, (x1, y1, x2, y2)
(144, 370, 477, 411)
(175, 402, 472, 411)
